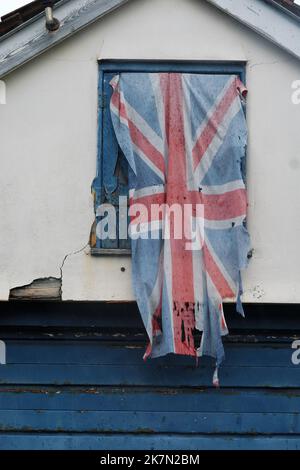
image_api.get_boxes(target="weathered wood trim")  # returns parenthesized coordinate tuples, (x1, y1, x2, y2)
(91, 248, 131, 255)
(0, 0, 130, 78)
(0, 301, 300, 330)
(9, 277, 61, 301)
(206, 0, 300, 60)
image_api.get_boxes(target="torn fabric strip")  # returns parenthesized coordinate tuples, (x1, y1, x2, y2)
(110, 72, 250, 375)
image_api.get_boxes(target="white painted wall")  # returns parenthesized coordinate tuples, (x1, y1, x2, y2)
(1, 0, 300, 302)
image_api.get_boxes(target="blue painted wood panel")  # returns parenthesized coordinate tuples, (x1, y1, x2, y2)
(1, 434, 300, 451)
(0, 302, 299, 449)
(1, 341, 295, 366)
(0, 338, 298, 388)
(1, 387, 300, 434)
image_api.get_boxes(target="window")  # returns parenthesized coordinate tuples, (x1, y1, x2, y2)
(91, 60, 246, 254)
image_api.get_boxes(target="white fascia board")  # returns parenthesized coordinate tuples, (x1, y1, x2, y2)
(205, 0, 300, 60)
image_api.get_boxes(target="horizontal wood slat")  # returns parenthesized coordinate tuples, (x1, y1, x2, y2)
(0, 340, 297, 367)
(0, 433, 300, 450)
(0, 364, 299, 388)
(0, 410, 300, 434)
(0, 386, 299, 413)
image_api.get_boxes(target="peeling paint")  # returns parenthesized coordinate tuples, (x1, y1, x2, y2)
(9, 277, 61, 301)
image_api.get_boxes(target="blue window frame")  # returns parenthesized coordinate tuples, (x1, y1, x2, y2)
(91, 60, 246, 254)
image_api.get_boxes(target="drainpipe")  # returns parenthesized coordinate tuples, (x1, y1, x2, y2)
(42, 0, 60, 32)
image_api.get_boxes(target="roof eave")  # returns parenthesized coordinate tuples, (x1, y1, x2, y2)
(0, 0, 300, 79)
(0, 0, 130, 79)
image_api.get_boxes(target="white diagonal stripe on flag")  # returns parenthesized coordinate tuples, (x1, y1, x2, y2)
(131, 141, 165, 182)
(192, 76, 235, 149)
(194, 95, 242, 182)
(205, 236, 237, 297)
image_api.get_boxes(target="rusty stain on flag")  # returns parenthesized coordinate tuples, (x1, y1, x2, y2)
(110, 72, 251, 385)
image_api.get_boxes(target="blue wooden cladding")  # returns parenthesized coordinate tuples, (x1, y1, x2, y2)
(92, 60, 246, 252)
(0, 302, 300, 449)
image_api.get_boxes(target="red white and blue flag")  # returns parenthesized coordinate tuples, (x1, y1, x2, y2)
(110, 73, 250, 384)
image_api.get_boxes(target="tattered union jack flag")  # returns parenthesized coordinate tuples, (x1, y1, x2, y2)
(110, 72, 251, 385)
